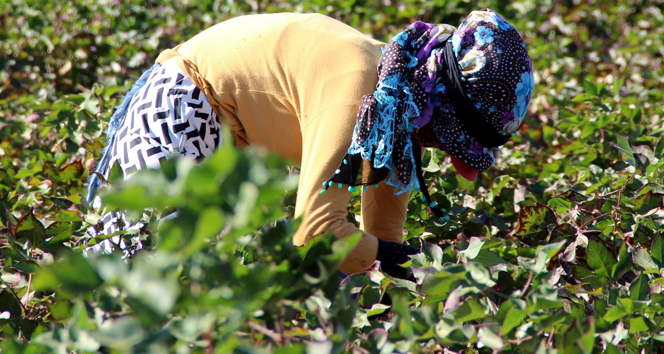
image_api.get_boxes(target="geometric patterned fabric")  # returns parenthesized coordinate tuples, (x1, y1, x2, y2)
(85, 60, 222, 256)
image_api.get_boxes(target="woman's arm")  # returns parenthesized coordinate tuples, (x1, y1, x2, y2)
(295, 101, 383, 273)
(295, 101, 418, 275)
(359, 182, 411, 244)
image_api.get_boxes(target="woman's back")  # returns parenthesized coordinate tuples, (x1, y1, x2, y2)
(157, 13, 385, 163)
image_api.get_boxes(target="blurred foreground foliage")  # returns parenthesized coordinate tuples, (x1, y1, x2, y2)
(2, 0, 664, 353)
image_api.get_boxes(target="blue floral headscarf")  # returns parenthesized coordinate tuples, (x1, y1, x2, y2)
(326, 9, 534, 197)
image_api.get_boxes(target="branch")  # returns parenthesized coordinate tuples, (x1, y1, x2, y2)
(22, 274, 32, 308)
(349, 343, 370, 354)
(203, 332, 213, 354)
(520, 271, 534, 299)
(505, 335, 533, 345)
(486, 286, 510, 300)
(248, 321, 281, 343)
(578, 211, 612, 229)
(473, 323, 501, 328)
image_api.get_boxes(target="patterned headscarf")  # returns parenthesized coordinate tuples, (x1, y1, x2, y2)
(324, 9, 533, 204)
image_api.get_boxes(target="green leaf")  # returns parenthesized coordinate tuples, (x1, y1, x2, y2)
(124, 269, 179, 319)
(391, 295, 414, 340)
(0, 291, 23, 318)
(301, 233, 362, 285)
(603, 306, 628, 322)
(520, 241, 566, 274)
(421, 267, 465, 306)
(366, 303, 390, 317)
(605, 344, 623, 354)
(183, 207, 225, 256)
(628, 316, 650, 332)
(422, 149, 440, 172)
(460, 237, 484, 260)
(632, 247, 658, 270)
(51, 209, 83, 222)
(478, 327, 503, 350)
(454, 298, 485, 323)
(50, 197, 75, 209)
(547, 197, 574, 215)
(550, 223, 577, 242)
(45, 222, 74, 243)
(655, 136, 664, 158)
(571, 93, 587, 102)
(617, 297, 647, 314)
(57, 161, 84, 184)
(92, 317, 146, 349)
(14, 165, 42, 179)
(558, 190, 590, 203)
(576, 319, 596, 354)
(611, 76, 625, 94)
(538, 240, 567, 259)
(652, 235, 664, 268)
(79, 88, 100, 115)
(33, 252, 102, 293)
(15, 210, 46, 246)
(610, 241, 631, 279)
(630, 275, 649, 301)
(274, 344, 306, 354)
(501, 307, 527, 334)
(411, 307, 436, 338)
(232, 182, 259, 228)
(614, 135, 636, 167)
(519, 252, 549, 275)
(583, 80, 598, 98)
(633, 191, 663, 215)
(587, 240, 617, 278)
(465, 262, 495, 286)
(473, 250, 505, 267)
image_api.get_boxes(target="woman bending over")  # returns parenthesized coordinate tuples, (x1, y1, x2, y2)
(87, 9, 534, 279)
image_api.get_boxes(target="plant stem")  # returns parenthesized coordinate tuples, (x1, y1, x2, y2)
(248, 321, 281, 343)
(521, 271, 534, 299)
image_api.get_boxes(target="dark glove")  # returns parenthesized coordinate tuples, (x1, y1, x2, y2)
(375, 239, 420, 281)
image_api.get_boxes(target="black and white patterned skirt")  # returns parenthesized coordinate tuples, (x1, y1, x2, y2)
(85, 60, 222, 255)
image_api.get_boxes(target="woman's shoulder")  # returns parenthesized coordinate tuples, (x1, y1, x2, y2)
(203, 12, 384, 48)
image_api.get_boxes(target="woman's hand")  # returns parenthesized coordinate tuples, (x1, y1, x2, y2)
(375, 239, 420, 281)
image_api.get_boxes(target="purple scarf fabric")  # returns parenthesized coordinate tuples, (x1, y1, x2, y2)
(325, 9, 534, 200)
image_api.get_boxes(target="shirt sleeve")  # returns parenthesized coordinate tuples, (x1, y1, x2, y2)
(294, 101, 410, 274)
(359, 182, 410, 244)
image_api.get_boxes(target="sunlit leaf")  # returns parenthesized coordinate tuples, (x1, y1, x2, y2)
(478, 327, 503, 349)
(614, 135, 636, 167)
(628, 316, 650, 332)
(632, 248, 658, 271)
(460, 237, 484, 260)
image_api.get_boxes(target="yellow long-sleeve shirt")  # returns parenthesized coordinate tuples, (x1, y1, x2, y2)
(155, 13, 411, 273)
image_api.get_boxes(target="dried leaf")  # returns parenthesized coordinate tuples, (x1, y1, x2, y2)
(515, 204, 557, 246)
